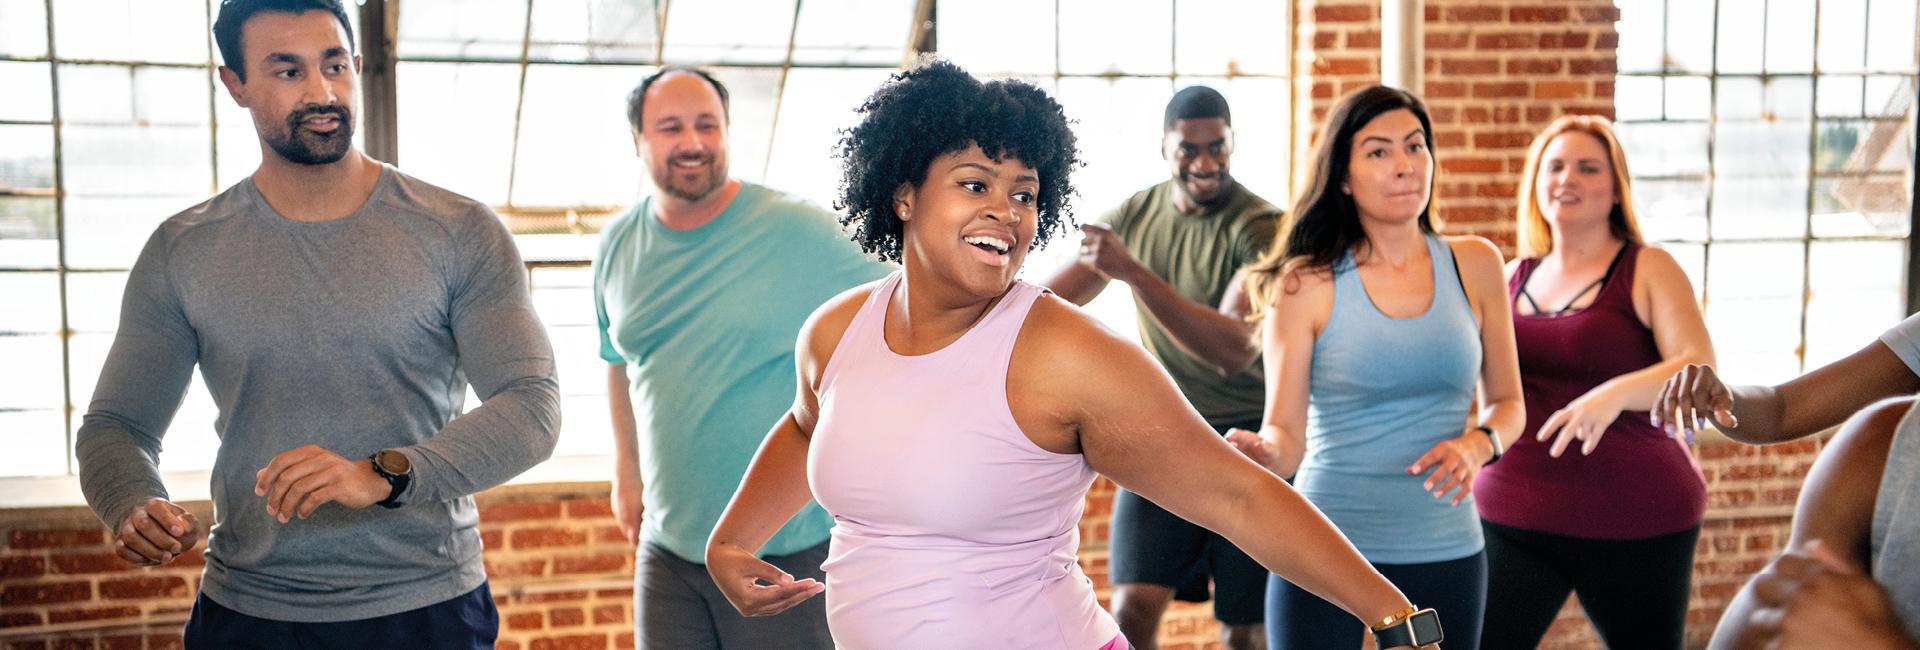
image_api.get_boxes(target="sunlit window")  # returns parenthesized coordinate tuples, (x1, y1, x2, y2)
(1614, 0, 1917, 384)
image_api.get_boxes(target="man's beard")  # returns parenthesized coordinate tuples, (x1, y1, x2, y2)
(654, 151, 726, 202)
(1180, 168, 1233, 206)
(265, 104, 354, 165)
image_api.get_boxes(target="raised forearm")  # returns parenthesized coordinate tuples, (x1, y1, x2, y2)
(405, 374, 561, 502)
(708, 415, 818, 559)
(1126, 271, 1258, 372)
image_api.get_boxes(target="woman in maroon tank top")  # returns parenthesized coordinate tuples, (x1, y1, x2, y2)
(1472, 115, 1717, 649)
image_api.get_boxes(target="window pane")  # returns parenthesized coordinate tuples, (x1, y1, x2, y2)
(1867, 0, 1918, 71)
(1056, 77, 1175, 221)
(511, 64, 647, 207)
(791, 0, 911, 66)
(0, 197, 58, 268)
(762, 68, 895, 209)
(0, 62, 52, 122)
(1806, 241, 1903, 368)
(1813, 174, 1911, 238)
(53, 0, 209, 65)
(1717, 0, 1764, 74)
(0, 0, 48, 58)
(63, 332, 220, 473)
(1665, 76, 1710, 120)
(1631, 177, 1709, 241)
(1059, 0, 1172, 75)
(0, 124, 56, 189)
(1817, 75, 1865, 118)
(62, 197, 193, 269)
(1711, 77, 1811, 240)
(1617, 121, 1709, 177)
(1176, 0, 1288, 75)
(396, 62, 520, 206)
(1617, 0, 1664, 73)
(1705, 242, 1805, 385)
(1765, 0, 1816, 74)
(398, 0, 528, 60)
(703, 67, 783, 185)
(0, 272, 60, 333)
(528, 0, 659, 63)
(214, 71, 262, 189)
(0, 411, 68, 478)
(1662, 242, 1707, 301)
(65, 272, 128, 334)
(1665, 0, 1714, 73)
(0, 335, 64, 410)
(1819, 0, 1869, 73)
(661, 0, 795, 66)
(938, 0, 1057, 75)
(1614, 75, 1662, 122)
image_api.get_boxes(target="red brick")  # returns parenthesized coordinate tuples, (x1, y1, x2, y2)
(1426, 32, 1470, 49)
(1346, 30, 1381, 48)
(147, 634, 184, 650)
(1526, 106, 1555, 122)
(594, 588, 635, 600)
(480, 501, 562, 523)
(1579, 6, 1623, 22)
(1429, 107, 1459, 124)
(1511, 6, 1570, 23)
(593, 604, 624, 625)
(1536, 81, 1591, 99)
(1596, 80, 1616, 98)
(564, 498, 614, 519)
(1, 556, 47, 578)
(486, 557, 549, 579)
(1443, 6, 1504, 22)
(500, 642, 523, 650)
(595, 526, 628, 544)
(1475, 182, 1520, 198)
(1320, 56, 1375, 75)
(1474, 131, 1534, 149)
(97, 575, 190, 600)
(1440, 57, 1500, 75)
(1539, 32, 1594, 49)
(1, 581, 93, 606)
(508, 611, 544, 631)
(530, 634, 608, 650)
(552, 553, 627, 575)
(9, 529, 105, 549)
(100, 635, 143, 650)
(524, 589, 590, 603)
(50, 552, 131, 575)
(1312, 81, 1336, 99)
(1314, 32, 1338, 49)
(1475, 33, 1538, 50)
(1440, 205, 1506, 222)
(614, 634, 634, 649)
(482, 529, 504, 548)
(1506, 58, 1565, 74)
(1426, 81, 1467, 99)
(1596, 32, 1620, 49)
(1439, 182, 1475, 199)
(1313, 4, 1372, 23)
(511, 527, 588, 549)
(1569, 57, 1618, 75)
(46, 606, 141, 624)
(0, 611, 43, 627)
(50, 641, 92, 650)
(550, 606, 587, 627)
(1472, 81, 1530, 99)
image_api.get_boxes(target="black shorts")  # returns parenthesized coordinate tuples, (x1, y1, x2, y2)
(1107, 421, 1267, 625)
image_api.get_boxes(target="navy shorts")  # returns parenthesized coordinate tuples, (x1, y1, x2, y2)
(182, 582, 497, 650)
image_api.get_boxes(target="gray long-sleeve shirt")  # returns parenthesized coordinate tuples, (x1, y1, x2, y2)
(76, 164, 560, 622)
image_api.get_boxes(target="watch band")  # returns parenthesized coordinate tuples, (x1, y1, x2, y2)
(369, 451, 411, 509)
(1373, 607, 1443, 648)
(1476, 424, 1502, 465)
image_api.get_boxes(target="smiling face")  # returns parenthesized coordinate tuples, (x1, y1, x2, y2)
(218, 9, 359, 166)
(1163, 117, 1234, 210)
(634, 71, 731, 203)
(1532, 131, 1619, 231)
(1341, 108, 1432, 226)
(895, 144, 1041, 299)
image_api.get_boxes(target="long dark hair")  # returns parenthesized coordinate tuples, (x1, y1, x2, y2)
(1245, 85, 1438, 313)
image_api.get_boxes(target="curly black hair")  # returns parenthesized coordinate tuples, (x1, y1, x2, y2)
(834, 58, 1082, 263)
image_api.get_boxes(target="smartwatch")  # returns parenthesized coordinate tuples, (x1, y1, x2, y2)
(370, 449, 413, 509)
(1476, 424, 1503, 465)
(1372, 607, 1444, 648)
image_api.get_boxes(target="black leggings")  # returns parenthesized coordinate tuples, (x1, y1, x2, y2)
(1480, 520, 1700, 650)
(1267, 550, 1485, 650)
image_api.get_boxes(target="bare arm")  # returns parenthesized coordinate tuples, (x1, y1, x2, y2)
(1041, 254, 1111, 305)
(1535, 247, 1714, 456)
(1408, 238, 1521, 503)
(609, 364, 644, 545)
(1226, 269, 1324, 478)
(1656, 339, 1920, 445)
(1126, 266, 1261, 373)
(1040, 299, 1412, 628)
(1710, 397, 1917, 650)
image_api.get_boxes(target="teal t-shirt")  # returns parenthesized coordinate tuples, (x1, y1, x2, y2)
(594, 182, 892, 562)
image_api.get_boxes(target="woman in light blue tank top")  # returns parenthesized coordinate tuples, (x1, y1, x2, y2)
(1231, 86, 1525, 650)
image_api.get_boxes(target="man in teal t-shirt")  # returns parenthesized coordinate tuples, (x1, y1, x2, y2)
(594, 67, 888, 649)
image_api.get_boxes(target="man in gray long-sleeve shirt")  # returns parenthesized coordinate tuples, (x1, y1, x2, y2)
(74, 0, 559, 646)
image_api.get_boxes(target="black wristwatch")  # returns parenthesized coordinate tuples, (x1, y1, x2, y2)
(370, 449, 413, 509)
(1476, 424, 1503, 465)
(1372, 607, 1444, 648)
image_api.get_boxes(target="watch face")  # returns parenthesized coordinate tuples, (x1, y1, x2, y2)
(1410, 610, 1444, 645)
(376, 449, 411, 475)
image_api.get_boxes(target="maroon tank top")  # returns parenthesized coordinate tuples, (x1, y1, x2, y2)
(1473, 243, 1706, 539)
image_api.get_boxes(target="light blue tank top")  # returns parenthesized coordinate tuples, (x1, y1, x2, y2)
(1297, 234, 1485, 564)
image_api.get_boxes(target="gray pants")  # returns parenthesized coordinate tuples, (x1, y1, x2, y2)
(636, 541, 833, 649)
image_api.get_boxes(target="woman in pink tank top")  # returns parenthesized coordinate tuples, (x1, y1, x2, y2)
(1472, 115, 1716, 649)
(700, 59, 1442, 650)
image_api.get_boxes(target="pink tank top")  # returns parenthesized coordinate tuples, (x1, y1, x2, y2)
(808, 272, 1120, 649)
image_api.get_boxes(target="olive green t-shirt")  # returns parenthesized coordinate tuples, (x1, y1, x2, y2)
(1101, 180, 1281, 426)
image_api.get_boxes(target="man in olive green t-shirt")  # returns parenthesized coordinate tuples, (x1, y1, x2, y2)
(1044, 86, 1280, 650)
